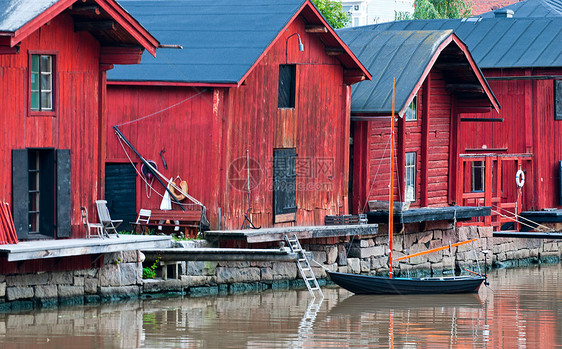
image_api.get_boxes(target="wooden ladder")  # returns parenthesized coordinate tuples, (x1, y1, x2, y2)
(284, 234, 323, 298)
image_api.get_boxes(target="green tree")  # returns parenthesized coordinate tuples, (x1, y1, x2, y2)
(312, 0, 351, 29)
(395, 0, 472, 20)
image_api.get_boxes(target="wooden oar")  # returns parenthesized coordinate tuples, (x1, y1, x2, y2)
(394, 238, 478, 262)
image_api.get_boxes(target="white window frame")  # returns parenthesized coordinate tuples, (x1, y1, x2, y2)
(30, 54, 53, 111)
(405, 152, 416, 202)
(405, 94, 417, 121)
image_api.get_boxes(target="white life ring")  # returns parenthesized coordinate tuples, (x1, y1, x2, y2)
(516, 169, 525, 188)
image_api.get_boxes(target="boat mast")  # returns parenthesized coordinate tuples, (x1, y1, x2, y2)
(389, 78, 396, 279)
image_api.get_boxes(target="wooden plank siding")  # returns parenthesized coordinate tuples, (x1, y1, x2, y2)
(352, 69, 456, 213)
(0, 14, 102, 238)
(107, 17, 351, 230)
(458, 68, 562, 211)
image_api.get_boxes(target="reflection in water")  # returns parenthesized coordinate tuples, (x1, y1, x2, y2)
(0, 264, 560, 348)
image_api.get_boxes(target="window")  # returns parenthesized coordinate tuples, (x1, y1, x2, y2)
(556, 80, 562, 120)
(273, 148, 297, 222)
(278, 65, 296, 108)
(404, 152, 416, 202)
(405, 95, 417, 121)
(30, 54, 53, 111)
(12, 149, 70, 239)
(471, 161, 485, 192)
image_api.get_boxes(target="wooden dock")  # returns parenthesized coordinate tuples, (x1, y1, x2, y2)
(203, 224, 378, 244)
(142, 247, 302, 262)
(0, 235, 172, 262)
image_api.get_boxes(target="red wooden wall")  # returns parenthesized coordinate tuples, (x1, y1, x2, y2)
(351, 70, 455, 213)
(0, 14, 102, 238)
(107, 16, 351, 229)
(459, 68, 562, 211)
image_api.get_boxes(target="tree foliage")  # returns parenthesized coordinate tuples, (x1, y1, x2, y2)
(396, 0, 472, 20)
(312, 0, 351, 29)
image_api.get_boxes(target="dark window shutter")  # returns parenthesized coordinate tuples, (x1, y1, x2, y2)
(554, 80, 562, 120)
(56, 149, 71, 238)
(12, 149, 29, 239)
(273, 148, 297, 216)
(278, 65, 296, 108)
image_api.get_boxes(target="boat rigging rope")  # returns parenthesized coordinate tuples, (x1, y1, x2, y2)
(360, 130, 392, 214)
(490, 204, 555, 232)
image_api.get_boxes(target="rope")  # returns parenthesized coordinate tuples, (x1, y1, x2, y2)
(491, 204, 555, 232)
(115, 89, 208, 127)
(116, 136, 200, 209)
(361, 131, 392, 213)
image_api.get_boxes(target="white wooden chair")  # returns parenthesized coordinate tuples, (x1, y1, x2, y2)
(95, 200, 122, 238)
(130, 209, 151, 234)
(80, 206, 104, 239)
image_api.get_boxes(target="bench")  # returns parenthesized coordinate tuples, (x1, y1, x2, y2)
(325, 214, 367, 225)
(140, 209, 202, 238)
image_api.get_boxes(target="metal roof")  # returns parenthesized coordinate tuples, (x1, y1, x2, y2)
(108, 0, 370, 85)
(338, 30, 451, 115)
(477, 0, 562, 18)
(0, 0, 58, 32)
(338, 29, 499, 115)
(349, 17, 562, 69)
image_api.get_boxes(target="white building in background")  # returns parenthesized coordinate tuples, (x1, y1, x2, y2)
(341, 0, 415, 26)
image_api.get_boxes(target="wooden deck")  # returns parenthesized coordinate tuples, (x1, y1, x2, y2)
(367, 206, 491, 224)
(0, 235, 172, 262)
(203, 224, 378, 244)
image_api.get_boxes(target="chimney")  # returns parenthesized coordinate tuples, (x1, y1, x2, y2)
(494, 8, 514, 18)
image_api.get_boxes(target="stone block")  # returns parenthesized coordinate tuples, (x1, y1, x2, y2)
(0, 282, 5, 298)
(260, 267, 274, 281)
(348, 258, 361, 274)
(6, 286, 34, 301)
(418, 233, 433, 245)
(120, 263, 141, 286)
(84, 278, 98, 294)
(187, 261, 218, 276)
(360, 260, 370, 273)
(100, 264, 121, 287)
(120, 250, 137, 263)
(433, 230, 443, 240)
(311, 250, 327, 264)
(359, 239, 374, 248)
(104, 252, 124, 265)
(514, 249, 530, 260)
(356, 246, 380, 259)
(431, 262, 444, 275)
(184, 275, 216, 287)
(34, 285, 58, 299)
(337, 244, 347, 266)
(50, 271, 74, 285)
(216, 267, 260, 284)
(99, 286, 140, 298)
(326, 246, 338, 265)
(271, 262, 297, 280)
(138, 251, 146, 263)
(74, 276, 85, 287)
(424, 221, 453, 231)
(225, 261, 251, 268)
(6, 273, 48, 287)
(442, 256, 455, 270)
(143, 279, 184, 293)
(477, 226, 493, 238)
(371, 256, 387, 270)
(58, 285, 84, 298)
(0, 275, 4, 283)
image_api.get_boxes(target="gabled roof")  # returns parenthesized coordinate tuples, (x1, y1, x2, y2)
(355, 17, 562, 69)
(477, 0, 562, 18)
(0, 0, 159, 57)
(108, 0, 371, 86)
(338, 29, 500, 116)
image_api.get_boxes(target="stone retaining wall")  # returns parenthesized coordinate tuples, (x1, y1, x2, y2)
(0, 251, 144, 312)
(2, 222, 562, 310)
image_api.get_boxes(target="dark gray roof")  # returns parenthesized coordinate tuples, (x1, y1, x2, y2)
(0, 0, 58, 32)
(108, 0, 307, 84)
(338, 30, 452, 115)
(348, 17, 562, 69)
(477, 0, 562, 18)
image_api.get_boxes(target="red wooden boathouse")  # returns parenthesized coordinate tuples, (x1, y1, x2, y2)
(368, 0, 562, 229)
(337, 29, 500, 215)
(0, 0, 158, 240)
(105, 0, 371, 230)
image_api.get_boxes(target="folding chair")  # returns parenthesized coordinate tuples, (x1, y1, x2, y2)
(95, 200, 122, 238)
(81, 206, 104, 239)
(130, 209, 151, 234)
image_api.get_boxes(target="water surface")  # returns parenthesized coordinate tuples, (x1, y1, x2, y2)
(0, 264, 561, 348)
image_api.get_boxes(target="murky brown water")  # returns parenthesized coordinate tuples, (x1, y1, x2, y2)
(0, 264, 561, 348)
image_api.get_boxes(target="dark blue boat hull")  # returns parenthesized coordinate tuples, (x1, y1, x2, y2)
(327, 271, 485, 295)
